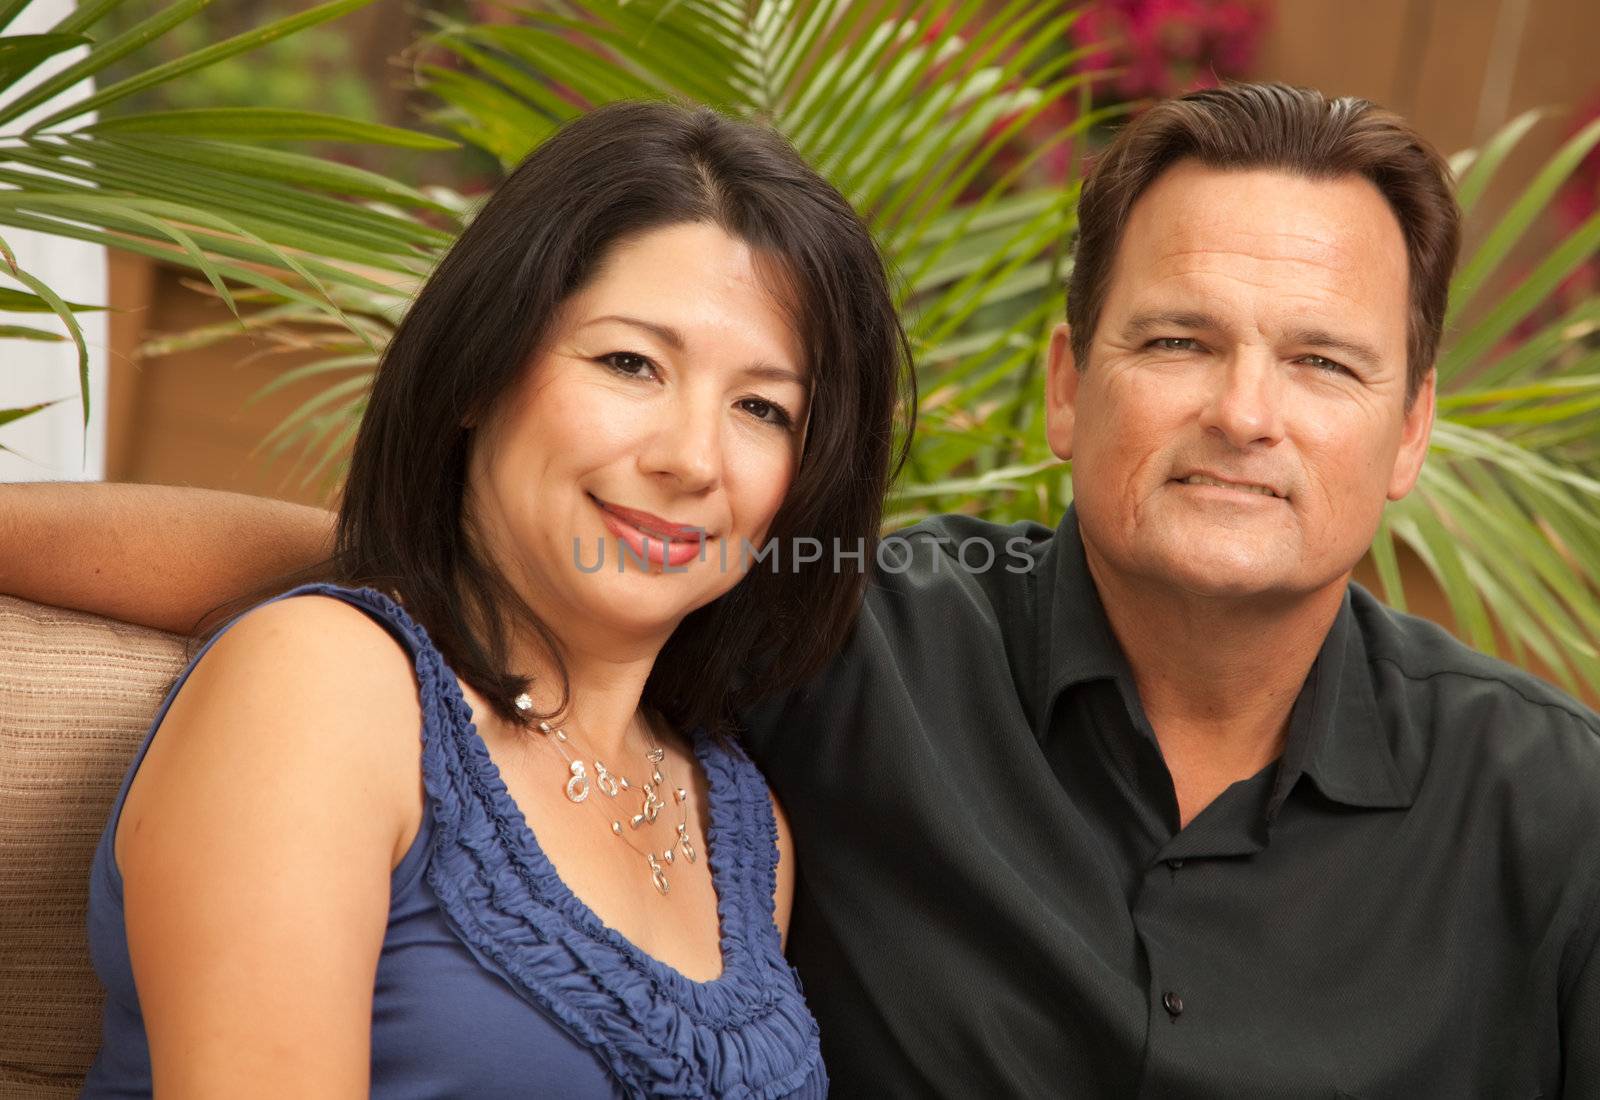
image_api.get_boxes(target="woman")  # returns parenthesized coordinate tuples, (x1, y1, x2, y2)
(71, 100, 909, 1097)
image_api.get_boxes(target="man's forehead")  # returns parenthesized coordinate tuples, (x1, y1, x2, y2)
(1128, 162, 1405, 263)
(1105, 162, 1410, 327)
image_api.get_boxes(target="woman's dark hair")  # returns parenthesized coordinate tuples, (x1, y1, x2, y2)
(334, 100, 913, 733)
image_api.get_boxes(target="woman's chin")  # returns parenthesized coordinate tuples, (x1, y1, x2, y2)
(572, 573, 727, 639)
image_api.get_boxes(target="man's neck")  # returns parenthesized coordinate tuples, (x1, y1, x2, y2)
(1084, 546, 1347, 828)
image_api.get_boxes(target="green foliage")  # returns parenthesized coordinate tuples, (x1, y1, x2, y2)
(3, 1, 1598, 691)
(0, 0, 457, 436)
(94, 2, 377, 122)
(1371, 111, 1600, 691)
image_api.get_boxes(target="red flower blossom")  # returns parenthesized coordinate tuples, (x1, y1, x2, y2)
(1071, 0, 1269, 102)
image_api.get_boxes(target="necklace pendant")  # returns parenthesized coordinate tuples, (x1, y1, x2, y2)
(675, 787, 687, 804)
(647, 747, 665, 764)
(515, 693, 535, 717)
(564, 760, 590, 804)
(639, 785, 662, 824)
(647, 853, 670, 895)
(662, 847, 674, 864)
(629, 812, 646, 830)
(677, 822, 696, 864)
(593, 761, 620, 798)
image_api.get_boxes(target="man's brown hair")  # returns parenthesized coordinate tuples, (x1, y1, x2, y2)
(1066, 81, 1461, 398)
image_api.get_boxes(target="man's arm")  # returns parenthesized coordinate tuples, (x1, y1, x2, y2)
(0, 483, 332, 633)
(1565, 900, 1600, 1095)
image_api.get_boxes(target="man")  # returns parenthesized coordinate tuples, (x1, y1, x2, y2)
(738, 84, 1597, 1096)
(6, 83, 1598, 1095)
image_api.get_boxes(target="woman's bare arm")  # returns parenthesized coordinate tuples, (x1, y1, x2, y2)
(120, 595, 422, 1097)
(0, 482, 333, 632)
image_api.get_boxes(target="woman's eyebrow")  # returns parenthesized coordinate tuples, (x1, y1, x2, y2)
(583, 314, 805, 384)
(742, 364, 807, 386)
(583, 314, 684, 349)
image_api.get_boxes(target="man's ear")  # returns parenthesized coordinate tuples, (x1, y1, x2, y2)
(1044, 323, 1080, 461)
(1387, 367, 1436, 501)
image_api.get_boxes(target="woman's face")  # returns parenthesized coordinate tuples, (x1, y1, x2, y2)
(467, 221, 810, 649)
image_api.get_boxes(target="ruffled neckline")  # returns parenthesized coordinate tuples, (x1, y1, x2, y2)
(333, 586, 823, 1098)
(444, 679, 754, 1005)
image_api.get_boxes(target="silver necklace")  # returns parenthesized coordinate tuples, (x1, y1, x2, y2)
(513, 693, 696, 896)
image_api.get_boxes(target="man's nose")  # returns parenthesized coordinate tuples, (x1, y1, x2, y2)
(1197, 352, 1285, 449)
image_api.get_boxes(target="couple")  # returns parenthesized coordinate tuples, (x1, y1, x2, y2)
(9, 82, 1597, 1097)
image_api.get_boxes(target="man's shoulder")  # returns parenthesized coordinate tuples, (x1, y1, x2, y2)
(1350, 584, 1600, 849)
(738, 514, 1056, 756)
(1351, 582, 1600, 735)
(865, 513, 1054, 603)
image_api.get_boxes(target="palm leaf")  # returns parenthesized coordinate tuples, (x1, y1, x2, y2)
(0, 0, 454, 449)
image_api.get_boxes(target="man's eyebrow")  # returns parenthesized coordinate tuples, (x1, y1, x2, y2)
(583, 314, 685, 349)
(1122, 310, 1226, 338)
(1287, 328, 1383, 368)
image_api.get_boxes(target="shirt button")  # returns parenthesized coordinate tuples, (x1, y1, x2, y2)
(1167, 859, 1184, 870)
(1162, 991, 1184, 1017)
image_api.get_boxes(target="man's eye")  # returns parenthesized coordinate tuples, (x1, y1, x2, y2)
(599, 352, 657, 378)
(1301, 354, 1347, 373)
(1150, 337, 1197, 351)
(738, 397, 794, 428)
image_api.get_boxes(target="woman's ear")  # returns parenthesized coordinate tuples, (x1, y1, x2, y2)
(1044, 323, 1079, 461)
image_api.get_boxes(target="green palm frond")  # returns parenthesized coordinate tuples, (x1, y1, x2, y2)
(0, 0, 457, 437)
(1371, 112, 1600, 692)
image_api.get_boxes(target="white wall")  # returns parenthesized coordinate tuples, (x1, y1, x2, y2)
(0, 0, 109, 481)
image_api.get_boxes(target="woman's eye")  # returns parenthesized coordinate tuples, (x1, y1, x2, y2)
(599, 352, 657, 379)
(738, 397, 794, 428)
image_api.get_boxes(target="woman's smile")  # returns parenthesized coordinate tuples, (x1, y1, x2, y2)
(591, 493, 711, 568)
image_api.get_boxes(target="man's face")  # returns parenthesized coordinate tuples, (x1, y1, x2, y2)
(1046, 161, 1435, 603)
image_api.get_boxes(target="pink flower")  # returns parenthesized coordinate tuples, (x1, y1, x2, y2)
(1555, 92, 1600, 234)
(1072, 0, 1269, 101)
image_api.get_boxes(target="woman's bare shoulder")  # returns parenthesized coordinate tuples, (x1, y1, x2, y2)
(181, 593, 423, 761)
(118, 593, 427, 873)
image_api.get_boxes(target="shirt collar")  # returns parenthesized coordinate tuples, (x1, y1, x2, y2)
(1270, 588, 1414, 814)
(1034, 506, 1125, 707)
(1036, 506, 1414, 815)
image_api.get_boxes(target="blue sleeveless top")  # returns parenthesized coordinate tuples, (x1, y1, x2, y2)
(80, 584, 826, 1098)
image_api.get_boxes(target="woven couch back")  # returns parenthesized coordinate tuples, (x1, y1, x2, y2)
(0, 596, 186, 1098)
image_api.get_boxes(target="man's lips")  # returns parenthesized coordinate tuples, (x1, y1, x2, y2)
(1171, 472, 1288, 499)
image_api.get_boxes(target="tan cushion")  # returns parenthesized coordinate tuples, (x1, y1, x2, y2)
(0, 596, 187, 1097)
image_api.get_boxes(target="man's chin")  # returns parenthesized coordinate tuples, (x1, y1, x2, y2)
(1139, 544, 1296, 602)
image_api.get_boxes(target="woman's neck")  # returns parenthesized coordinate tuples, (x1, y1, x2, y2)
(506, 622, 670, 761)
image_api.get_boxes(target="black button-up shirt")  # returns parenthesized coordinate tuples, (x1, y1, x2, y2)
(742, 508, 1600, 1098)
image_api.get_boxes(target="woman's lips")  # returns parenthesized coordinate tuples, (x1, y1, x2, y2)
(592, 496, 707, 568)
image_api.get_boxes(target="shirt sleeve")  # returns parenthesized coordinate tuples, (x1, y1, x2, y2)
(1564, 896, 1600, 1096)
